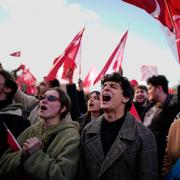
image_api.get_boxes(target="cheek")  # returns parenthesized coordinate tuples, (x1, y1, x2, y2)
(49, 104, 61, 114)
(95, 101, 100, 109)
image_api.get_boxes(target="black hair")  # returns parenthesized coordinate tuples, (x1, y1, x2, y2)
(136, 85, 148, 92)
(49, 78, 60, 88)
(101, 72, 134, 112)
(86, 90, 103, 119)
(147, 75, 169, 94)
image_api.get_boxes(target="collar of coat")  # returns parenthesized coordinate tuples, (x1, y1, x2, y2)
(84, 112, 136, 142)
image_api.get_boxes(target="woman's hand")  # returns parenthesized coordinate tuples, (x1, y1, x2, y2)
(22, 137, 42, 158)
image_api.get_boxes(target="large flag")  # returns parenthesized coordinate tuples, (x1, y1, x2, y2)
(122, 0, 173, 30)
(46, 28, 85, 81)
(174, 15, 180, 63)
(122, 0, 180, 64)
(3, 123, 21, 152)
(9, 51, 21, 57)
(141, 65, 158, 81)
(93, 30, 128, 85)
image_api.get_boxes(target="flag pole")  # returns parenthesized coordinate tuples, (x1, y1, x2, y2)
(163, 0, 175, 32)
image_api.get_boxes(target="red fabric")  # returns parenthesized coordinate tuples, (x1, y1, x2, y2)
(9, 51, 21, 57)
(83, 66, 98, 87)
(112, 31, 128, 72)
(122, 0, 173, 30)
(174, 16, 180, 64)
(130, 79, 138, 87)
(93, 30, 128, 85)
(46, 28, 85, 81)
(130, 103, 141, 121)
(6, 128, 21, 152)
(122, 0, 180, 64)
(16, 69, 37, 95)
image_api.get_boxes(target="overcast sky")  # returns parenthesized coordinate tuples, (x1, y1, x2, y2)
(0, 0, 179, 91)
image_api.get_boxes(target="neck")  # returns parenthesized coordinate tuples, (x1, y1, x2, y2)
(104, 110, 125, 122)
(44, 117, 60, 128)
(158, 93, 168, 104)
(91, 111, 101, 119)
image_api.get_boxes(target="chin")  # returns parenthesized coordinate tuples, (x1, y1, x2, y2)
(101, 106, 109, 111)
(39, 113, 47, 119)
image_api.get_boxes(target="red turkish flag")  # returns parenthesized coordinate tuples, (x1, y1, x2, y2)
(122, 0, 173, 30)
(173, 15, 180, 64)
(122, 0, 180, 64)
(46, 28, 85, 81)
(9, 51, 21, 57)
(130, 103, 141, 121)
(83, 66, 98, 88)
(3, 123, 21, 152)
(16, 68, 37, 95)
(93, 30, 128, 85)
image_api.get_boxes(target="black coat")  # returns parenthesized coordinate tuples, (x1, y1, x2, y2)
(0, 103, 30, 157)
(142, 94, 180, 173)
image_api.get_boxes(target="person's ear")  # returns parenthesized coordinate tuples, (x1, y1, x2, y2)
(122, 96, 130, 104)
(60, 106, 67, 113)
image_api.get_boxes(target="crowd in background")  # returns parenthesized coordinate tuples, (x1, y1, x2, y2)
(0, 62, 179, 180)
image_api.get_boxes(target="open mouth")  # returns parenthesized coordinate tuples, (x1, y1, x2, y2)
(89, 103, 94, 107)
(102, 94, 111, 101)
(40, 105, 47, 110)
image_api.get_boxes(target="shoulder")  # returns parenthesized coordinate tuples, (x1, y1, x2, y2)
(125, 112, 155, 140)
(57, 119, 80, 139)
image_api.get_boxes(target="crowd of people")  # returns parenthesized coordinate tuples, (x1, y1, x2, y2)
(0, 63, 179, 180)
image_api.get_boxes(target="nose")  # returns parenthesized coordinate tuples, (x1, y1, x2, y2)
(102, 84, 110, 91)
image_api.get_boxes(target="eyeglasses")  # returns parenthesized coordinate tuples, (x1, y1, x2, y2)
(41, 95, 60, 102)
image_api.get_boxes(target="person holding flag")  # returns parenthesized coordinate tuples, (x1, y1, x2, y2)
(0, 70, 30, 157)
(0, 87, 80, 180)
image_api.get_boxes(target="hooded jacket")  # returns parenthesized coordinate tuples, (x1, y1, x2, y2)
(0, 116, 80, 180)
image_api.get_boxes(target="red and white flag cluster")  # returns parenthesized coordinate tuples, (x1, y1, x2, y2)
(93, 30, 128, 85)
(16, 65, 37, 95)
(46, 27, 85, 81)
(122, 0, 180, 64)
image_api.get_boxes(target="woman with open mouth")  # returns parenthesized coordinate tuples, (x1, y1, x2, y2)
(0, 87, 80, 180)
(78, 91, 103, 133)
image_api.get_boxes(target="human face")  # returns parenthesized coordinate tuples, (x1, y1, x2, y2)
(134, 88, 148, 104)
(147, 84, 159, 102)
(39, 89, 62, 120)
(36, 80, 50, 97)
(88, 92, 100, 113)
(0, 74, 7, 100)
(101, 81, 128, 112)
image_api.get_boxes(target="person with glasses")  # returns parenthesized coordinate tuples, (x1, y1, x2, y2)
(15, 75, 82, 124)
(0, 87, 80, 180)
(78, 72, 158, 180)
